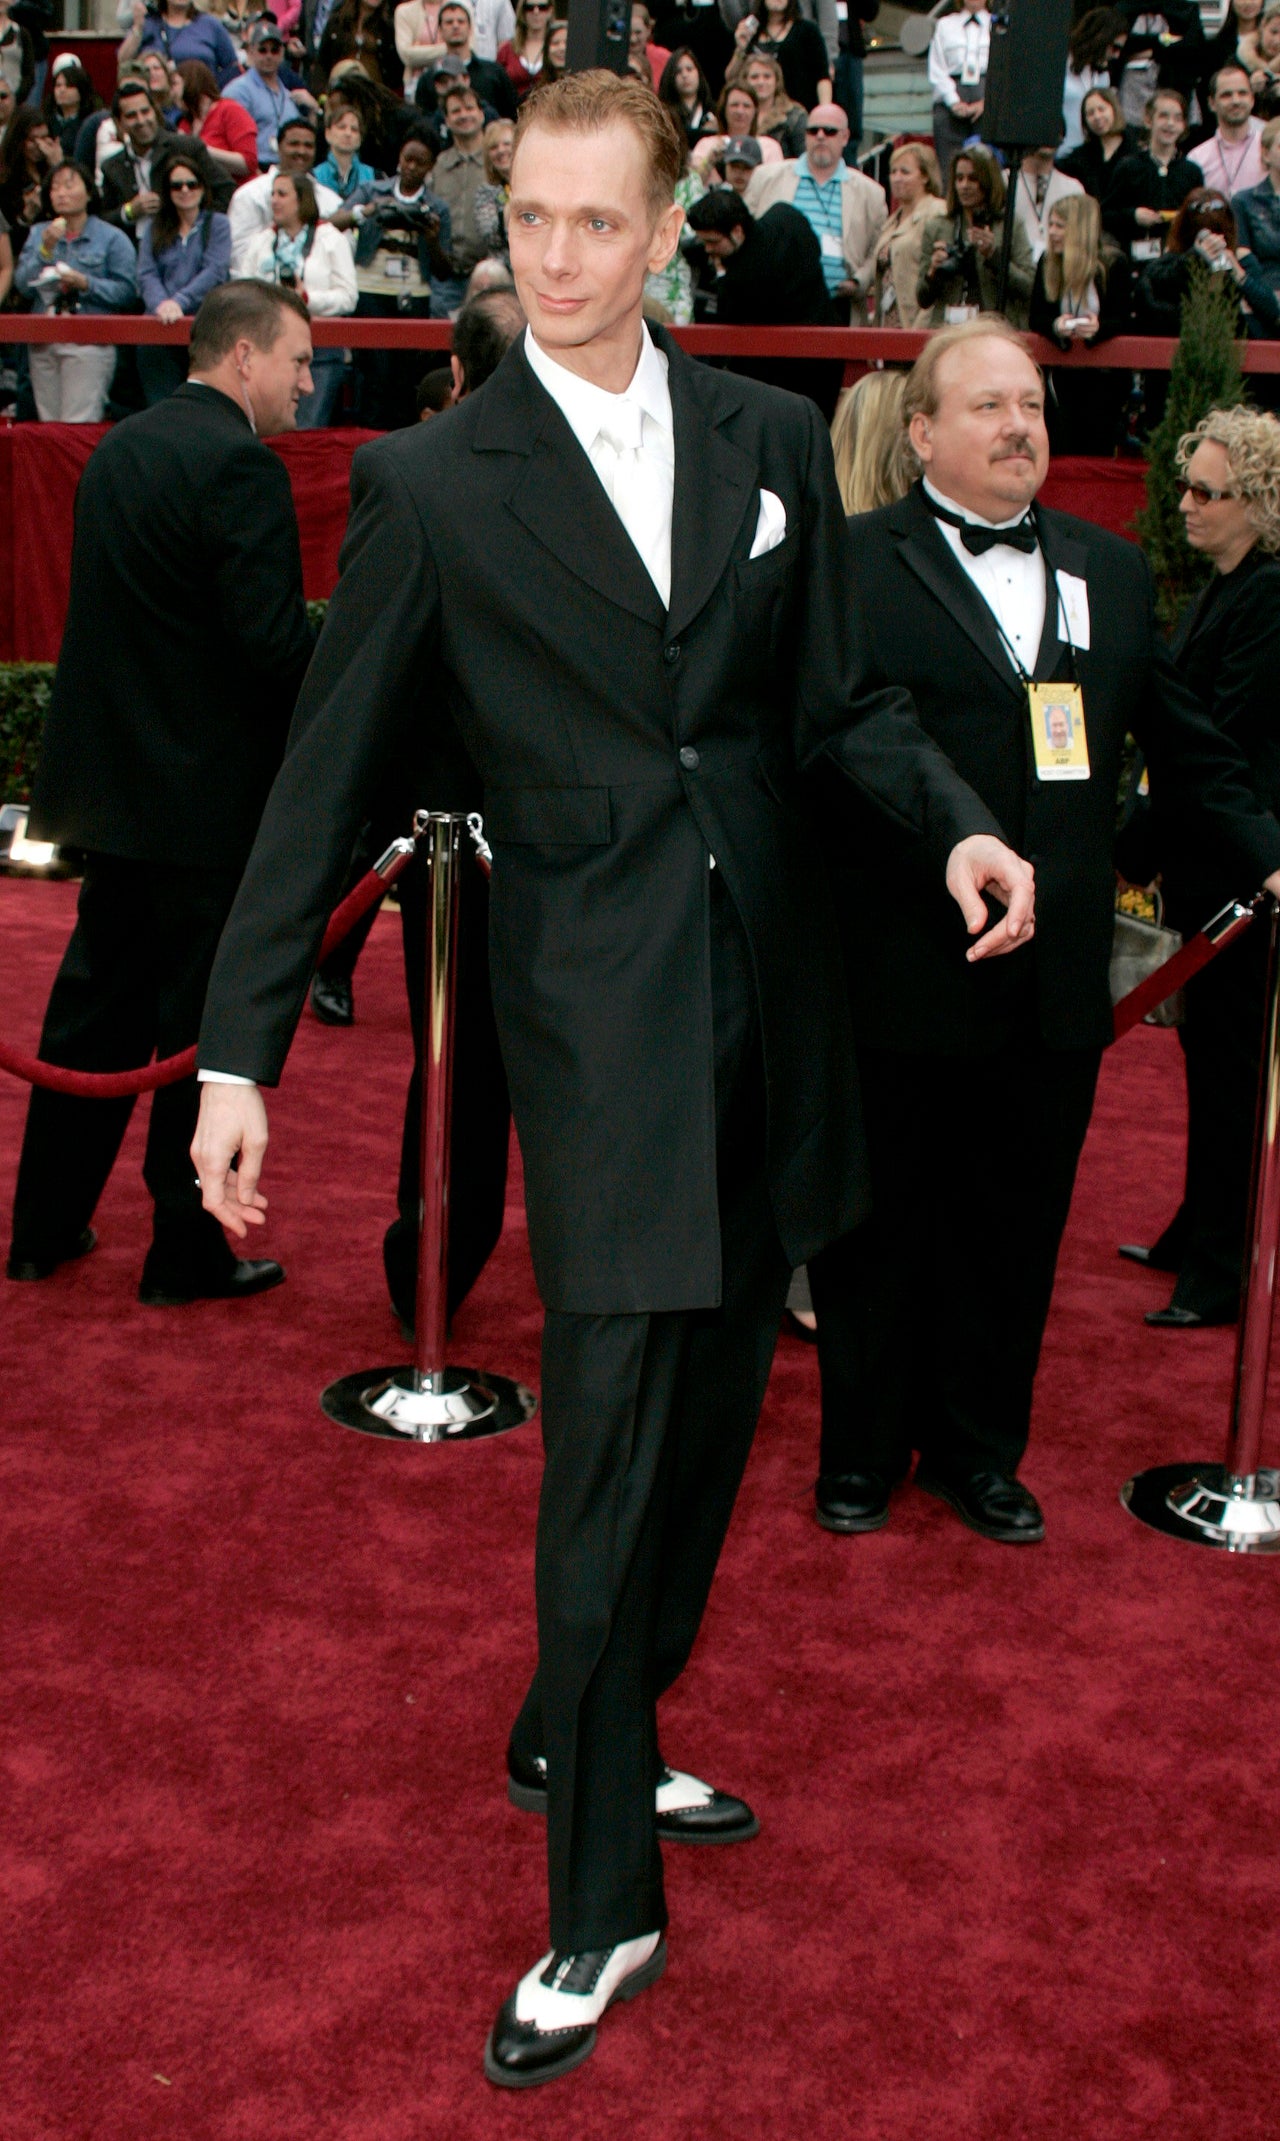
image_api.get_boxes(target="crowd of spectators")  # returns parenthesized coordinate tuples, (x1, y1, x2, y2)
(0, 1, 1276, 441)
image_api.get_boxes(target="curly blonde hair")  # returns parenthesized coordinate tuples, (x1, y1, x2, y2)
(1177, 405, 1280, 555)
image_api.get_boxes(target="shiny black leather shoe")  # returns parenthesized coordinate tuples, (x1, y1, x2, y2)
(6, 1226, 96, 1282)
(1145, 1303, 1234, 1329)
(915, 1465, 1046, 1544)
(1119, 1242, 1180, 1271)
(508, 1745, 759, 1844)
(138, 1258, 286, 1308)
(485, 1935, 667, 2089)
(814, 1470, 897, 1533)
(310, 974, 354, 1026)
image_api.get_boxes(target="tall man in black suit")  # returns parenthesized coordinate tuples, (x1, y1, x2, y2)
(808, 318, 1280, 1548)
(191, 75, 1034, 2088)
(6, 282, 315, 1306)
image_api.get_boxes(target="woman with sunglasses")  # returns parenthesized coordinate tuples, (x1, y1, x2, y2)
(240, 168, 357, 425)
(1123, 407, 1280, 1329)
(497, 0, 553, 103)
(1136, 185, 1280, 337)
(136, 151, 231, 405)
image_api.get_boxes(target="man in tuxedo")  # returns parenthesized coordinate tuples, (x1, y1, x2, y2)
(191, 75, 1033, 2086)
(6, 282, 315, 1306)
(808, 318, 1280, 1547)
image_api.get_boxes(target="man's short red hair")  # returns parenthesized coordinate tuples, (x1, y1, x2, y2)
(513, 68, 683, 214)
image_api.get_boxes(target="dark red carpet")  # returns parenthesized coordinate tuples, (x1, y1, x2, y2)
(2, 879, 1279, 2141)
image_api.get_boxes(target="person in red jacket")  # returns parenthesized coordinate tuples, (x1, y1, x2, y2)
(177, 60, 259, 185)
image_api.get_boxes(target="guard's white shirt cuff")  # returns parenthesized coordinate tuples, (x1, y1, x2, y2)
(197, 1069, 256, 1085)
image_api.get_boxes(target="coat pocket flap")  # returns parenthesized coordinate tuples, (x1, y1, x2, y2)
(484, 786, 613, 846)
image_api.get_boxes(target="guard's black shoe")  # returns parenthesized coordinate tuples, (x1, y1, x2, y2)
(484, 1934, 666, 2089)
(507, 1747, 759, 1844)
(310, 974, 354, 1026)
(915, 1465, 1046, 1544)
(1119, 1242, 1180, 1271)
(814, 1469, 897, 1533)
(6, 1226, 96, 1282)
(138, 1258, 286, 1307)
(1145, 1303, 1234, 1329)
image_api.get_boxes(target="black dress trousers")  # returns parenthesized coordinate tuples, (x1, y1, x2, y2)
(807, 1032, 1102, 1484)
(10, 854, 241, 1285)
(508, 869, 790, 1953)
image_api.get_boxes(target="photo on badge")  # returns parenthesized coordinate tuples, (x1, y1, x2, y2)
(1028, 681, 1090, 782)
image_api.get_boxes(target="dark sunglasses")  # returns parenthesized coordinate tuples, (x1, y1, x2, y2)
(1176, 477, 1237, 506)
(806, 123, 841, 136)
(170, 176, 203, 191)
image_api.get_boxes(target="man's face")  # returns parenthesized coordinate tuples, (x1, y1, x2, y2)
(1212, 70, 1255, 128)
(399, 137, 433, 190)
(445, 89, 483, 143)
(253, 36, 284, 79)
(509, 118, 682, 365)
(119, 92, 158, 150)
(1047, 706, 1069, 749)
(804, 103, 848, 176)
(724, 158, 754, 197)
(278, 124, 316, 173)
(1025, 146, 1055, 177)
(439, 5, 470, 48)
(909, 336, 1049, 517)
(242, 313, 314, 435)
(699, 225, 743, 260)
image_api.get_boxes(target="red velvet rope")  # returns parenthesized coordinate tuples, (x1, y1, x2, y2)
(0, 855, 405, 1097)
(1112, 899, 1261, 1042)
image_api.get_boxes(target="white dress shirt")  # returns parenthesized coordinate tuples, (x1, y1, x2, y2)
(523, 324, 675, 608)
(928, 9, 991, 109)
(923, 476, 1046, 675)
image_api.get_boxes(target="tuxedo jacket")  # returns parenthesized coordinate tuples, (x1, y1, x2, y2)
(198, 330, 998, 1315)
(820, 482, 1280, 1057)
(30, 384, 313, 872)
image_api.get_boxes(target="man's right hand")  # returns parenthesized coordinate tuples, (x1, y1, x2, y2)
(129, 189, 161, 219)
(192, 1083, 271, 1240)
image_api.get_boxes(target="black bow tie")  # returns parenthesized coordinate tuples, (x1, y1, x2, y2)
(926, 494, 1039, 556)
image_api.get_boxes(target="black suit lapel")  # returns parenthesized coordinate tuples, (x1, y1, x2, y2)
(891, 489, 1023, 696)
(474, 339, 667, 630)
(659, 331, 759, 642)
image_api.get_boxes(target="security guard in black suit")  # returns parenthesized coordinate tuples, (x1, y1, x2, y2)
(809, 320, 1280, 1547)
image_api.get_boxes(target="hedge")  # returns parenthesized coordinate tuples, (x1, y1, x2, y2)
(0, 605, 329, 810)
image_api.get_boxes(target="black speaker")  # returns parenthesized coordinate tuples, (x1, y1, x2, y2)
(982, 0, 1074, 149)
(565, 0, 630, 75)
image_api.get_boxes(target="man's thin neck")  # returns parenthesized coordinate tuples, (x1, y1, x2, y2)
(531, 316, 646, 396)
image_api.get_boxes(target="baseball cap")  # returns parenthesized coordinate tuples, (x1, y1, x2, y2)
(249, 20, 284, 46)
(724, 135, 762, 166)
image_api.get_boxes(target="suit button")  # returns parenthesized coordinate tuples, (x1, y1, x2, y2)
(679, 746, 700, 770)
(664, 642, 681, 665)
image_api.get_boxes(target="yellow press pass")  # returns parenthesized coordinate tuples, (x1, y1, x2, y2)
(1028, 682, 1090, 782)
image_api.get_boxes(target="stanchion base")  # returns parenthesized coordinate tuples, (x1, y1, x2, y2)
(321, 1364, 537, 1444)
(1121, 1462, 1280, 1552)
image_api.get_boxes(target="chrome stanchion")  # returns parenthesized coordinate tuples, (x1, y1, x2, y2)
(321, 809, 536, 1445)
(1123, 895, 1280, 1551)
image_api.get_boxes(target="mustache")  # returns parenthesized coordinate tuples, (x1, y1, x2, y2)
(991, 438, 1037, 461)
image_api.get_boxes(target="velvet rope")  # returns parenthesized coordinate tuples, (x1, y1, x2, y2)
(0, 849, 412, 1097)
(1112, 896, 1263, 1043)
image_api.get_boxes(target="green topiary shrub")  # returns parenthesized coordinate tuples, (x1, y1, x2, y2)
(0, 664, 54, 806)
(1134, 257, 1247, 626)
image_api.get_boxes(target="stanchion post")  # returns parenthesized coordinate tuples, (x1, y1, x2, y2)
(320, 809, 536, 1445)
(1122, 894, 1280, 1549)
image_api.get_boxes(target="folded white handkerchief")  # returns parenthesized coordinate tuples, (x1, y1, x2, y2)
(749, 488, 787, 558)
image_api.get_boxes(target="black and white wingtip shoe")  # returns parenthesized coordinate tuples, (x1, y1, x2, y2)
(507, 1747, 759, 1844)
(484, 1933, 667, 2089)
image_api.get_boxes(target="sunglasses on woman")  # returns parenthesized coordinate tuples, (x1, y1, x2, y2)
(170, 177, 203, 192)
(1176, 477, 1237, 506)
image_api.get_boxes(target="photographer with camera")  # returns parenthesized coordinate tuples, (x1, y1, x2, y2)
(13, 160, 137, 419)
(1136, 184, 1280, 335)
(333, 120, 455, 423)
(239, 168, 356, 424)
(918, 142, 1033, 327)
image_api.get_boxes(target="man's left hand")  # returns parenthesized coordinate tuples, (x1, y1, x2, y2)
(946, 834, 1036, 961)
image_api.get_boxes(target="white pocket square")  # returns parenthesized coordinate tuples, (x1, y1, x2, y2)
(749, 488, 787, 559)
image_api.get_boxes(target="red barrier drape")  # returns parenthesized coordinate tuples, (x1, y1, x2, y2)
(0, 422, 1149, 665)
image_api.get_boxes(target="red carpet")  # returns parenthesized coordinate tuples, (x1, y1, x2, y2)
(2, 878, 1279, 2141)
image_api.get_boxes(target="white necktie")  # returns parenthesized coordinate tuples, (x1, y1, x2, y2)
(590, 401, 672, 608)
